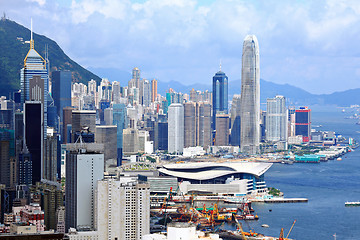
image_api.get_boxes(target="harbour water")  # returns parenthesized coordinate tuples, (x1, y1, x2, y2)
(225, 106, 360, 239)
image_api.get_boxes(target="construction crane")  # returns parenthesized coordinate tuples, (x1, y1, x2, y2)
(286, 220, 297, 239)
(232, 213, 247, 240)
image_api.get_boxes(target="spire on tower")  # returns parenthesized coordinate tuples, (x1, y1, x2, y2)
(30, 18, 34, 49)
(219, 59, 222, 71)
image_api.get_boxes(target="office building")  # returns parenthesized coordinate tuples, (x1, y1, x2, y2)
(112, 81, 121, 104)
(230, 95, 241, 146)
(266, 95, 287, 142)
(123, 128, 140, 155)
(113, 103, 127, 166)
(65, 142, 104, 231)
(0, 129, 15, 187)
(71, 110, 96, 142)
(62, 107, 74, 144)
(151, 79, 157, 102)
(141, 79, 151, 107)
(132, 67, 141, 89)
(215, 114, 230, 146)
(95, 178, 150, 240)
(44, 129, 58, 181)
(168, 103, 184, 154)
(18, 147, 32, 185)
(212, 69, 228, 131)
(154, 120, 168, 151)
(20, 25, 49, 137)
(24, 101, 43, 184)
(240, 35, 260, 154)
(95, 125, 117, 163)
(52, 71, 71, 133)
(104, 107, 113, 125)
(295, 107, 311, 142)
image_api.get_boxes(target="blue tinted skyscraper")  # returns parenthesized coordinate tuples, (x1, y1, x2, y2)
(113, 103, 127, 166)
(212, 69, 228, 131)
(240, 35, 260, 154)
(20, 24, 48, 137)
(52, 70, 71, 134)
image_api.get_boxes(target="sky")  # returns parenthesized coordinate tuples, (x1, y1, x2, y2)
(2, 0, 360, 94)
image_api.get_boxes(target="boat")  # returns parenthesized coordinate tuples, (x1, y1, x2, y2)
(345, 201, 360, 206)
(261, 224, 269, 228)
(337, 157, 342, 161)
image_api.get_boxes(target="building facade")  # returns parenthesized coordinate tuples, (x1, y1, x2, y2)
(168, 104, 184, 154)
(266, 95, 287, 142)
(295, 107, 311, 142)
(230, 95, 241, 146)
(65, 143, 104, 231)
(240, 35, 260, 154)
(212, 70, 228, 132)
(95, 178, 150, 240)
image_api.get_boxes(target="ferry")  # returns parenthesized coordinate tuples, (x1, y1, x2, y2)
(345, 201, 360, 206)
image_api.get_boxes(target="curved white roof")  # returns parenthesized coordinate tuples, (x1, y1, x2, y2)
(158, 161, 272, 181)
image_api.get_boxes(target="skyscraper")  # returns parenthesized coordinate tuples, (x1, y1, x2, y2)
(24, 101, 43, 184)
(168, 103, 184, 154)
(240, 35, 260, 154)
(71, 110, 96, 142)
(113, 103, 127, 166)
(295, 107, 311, 142)
(184, 102, 211, 148)
(151, 79, 157, 102)
(112, 81, 121, 104)
(52, 70, 71, 135)
(20, 22, 49, 145)
(230, 95, 241, 146)
(215, 114, 230, 146)
(65, 142, 104, 231)
(266, 95, 287, 142)
(141, 79, 151, 107)
(95, 125, 117, 164)
(95, 178, 150, 240)
(212, 69, 228, 131)
(132, 67, 141, 89)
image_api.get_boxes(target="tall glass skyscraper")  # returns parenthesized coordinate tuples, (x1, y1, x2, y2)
(240, 35, 260, 154)
(52, 70, 71, 138)
(21, 24, 49, 181)
(113, 103, 127, 166)
(212, 69, 228, 132)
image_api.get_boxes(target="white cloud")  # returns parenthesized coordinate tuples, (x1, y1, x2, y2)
(4, 0, 360, 93)
(26, 0, 46, 6)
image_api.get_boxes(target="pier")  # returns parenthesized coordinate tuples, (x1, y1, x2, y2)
(264, 198, 308, 203)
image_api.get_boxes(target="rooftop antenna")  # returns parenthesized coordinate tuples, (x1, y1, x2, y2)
(219, 59, 222, 71)
(30, 18, 34, 49)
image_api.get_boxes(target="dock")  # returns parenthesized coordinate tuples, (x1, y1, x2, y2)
(264, 198, 308, 203)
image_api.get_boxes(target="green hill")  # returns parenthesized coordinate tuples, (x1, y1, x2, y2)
(0, 17, 101, 98)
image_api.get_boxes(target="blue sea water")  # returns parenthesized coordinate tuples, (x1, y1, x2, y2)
(227, 106, 360, 239)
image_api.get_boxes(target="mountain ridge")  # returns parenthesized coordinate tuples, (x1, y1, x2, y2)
(0, 18, 101, 98)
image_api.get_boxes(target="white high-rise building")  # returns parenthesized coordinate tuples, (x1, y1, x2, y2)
(65, 142, 104, 231)
(168, 103, 184, 154)
(266, 95, 288, 142)
(141, 79, 151, 107)
(95, 177, 150, 240)
(240, 35, 260, 154)
(112, 81, 121, 104)
(88, 79, 97, 96)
